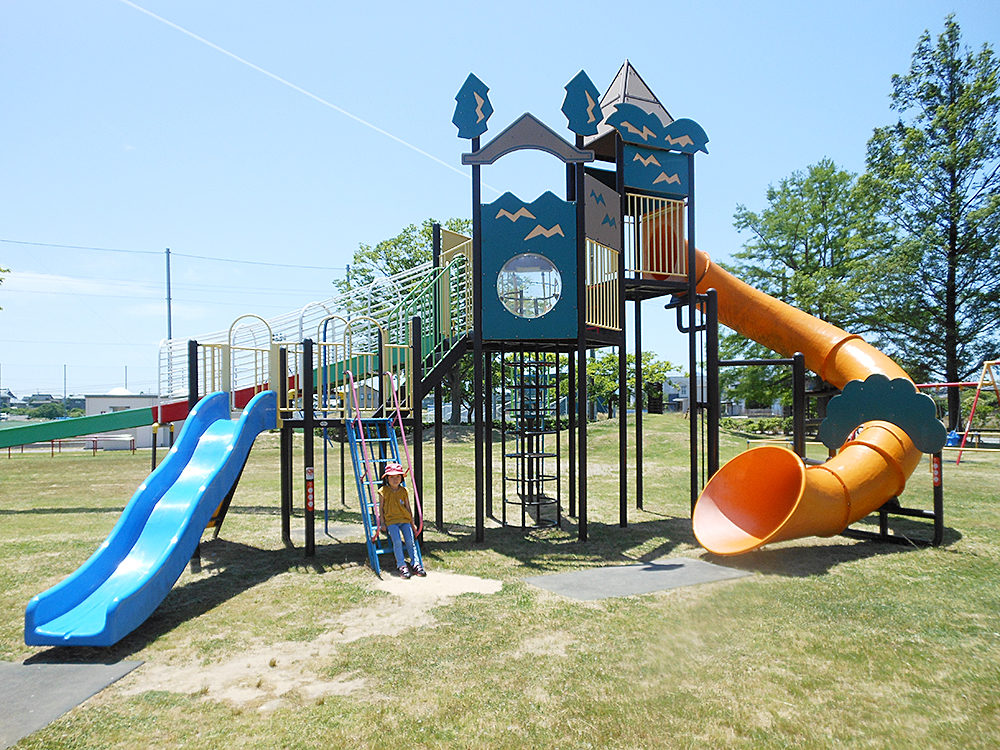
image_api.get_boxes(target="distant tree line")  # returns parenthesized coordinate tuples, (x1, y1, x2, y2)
(4, 403, 85, 419)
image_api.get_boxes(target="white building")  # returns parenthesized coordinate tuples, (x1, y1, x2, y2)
(85, 388, 170, 449)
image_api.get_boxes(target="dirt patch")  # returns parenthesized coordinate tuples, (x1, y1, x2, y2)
(119, 571, 502, 711)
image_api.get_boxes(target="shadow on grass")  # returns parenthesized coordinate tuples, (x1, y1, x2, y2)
(421, 513, 699, 576)
(24, 535, 372, 666)
(700, 517, 962, 578)
(421, 509, 963, 582)
(0, 507, 126, 516)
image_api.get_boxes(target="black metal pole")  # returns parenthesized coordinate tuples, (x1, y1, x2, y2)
(377, 329, 385, 414)
(187, 339, 199, 413)
(303, 339, 315, 557)
(433, 221, 444, 531)
(501, 348, 508, 526)
(618, 340, 628, 526)
(279, 347, 292, 547)
(635, 298, 643, 513)
(932, 452, 944, 546)
(567, 139, 578, 522)
(576, 135, 588, 541)
(435, 379, 443, 531)
(187, 339, 200, 576)
(433, 221, 442, 341)
(485, 351, 493, 518)
(792, 351, 806, 458)
(687, 153, 699, 514)
(472, 136, 485, 543)
(411, 316, 423, 539)
(568, 351, 576, 517)
(706, 289, 719, 479)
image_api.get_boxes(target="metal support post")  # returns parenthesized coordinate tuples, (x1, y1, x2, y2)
(187, 339, 199, 414)
(279, 347, 293, 547)
(792, 352, 806, 458)
(303, 339, 315, 557)
(411, 317, 423, 538)
(706, 289, 719, 479)
(635, 299, 643, 513)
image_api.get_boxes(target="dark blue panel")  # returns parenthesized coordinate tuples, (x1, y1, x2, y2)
(584, 175, 621, 250)
(562, 70, 604, 137)
(623, 146, 689, 198)
(481, 191, 578, 341)
(453, 73, 493, 139)
(817, 374, 948, 453)
(607, 103, 709, 154)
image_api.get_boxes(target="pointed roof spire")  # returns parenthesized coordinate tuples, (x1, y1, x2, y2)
(585, 60, 674, 160)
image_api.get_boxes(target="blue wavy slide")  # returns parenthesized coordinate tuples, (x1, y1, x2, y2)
(25, 390, 277, 647)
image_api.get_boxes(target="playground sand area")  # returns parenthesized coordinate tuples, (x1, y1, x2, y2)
(117, 568, 504, 711)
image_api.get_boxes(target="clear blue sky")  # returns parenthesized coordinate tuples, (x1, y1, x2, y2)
(1, 0, 997, 398)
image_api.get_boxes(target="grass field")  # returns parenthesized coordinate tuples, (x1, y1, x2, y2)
(2, 413, 998, 749)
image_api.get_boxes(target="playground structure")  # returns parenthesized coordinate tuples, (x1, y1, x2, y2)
(23, 61, 953, 647)
(953, 360, 1000, 463)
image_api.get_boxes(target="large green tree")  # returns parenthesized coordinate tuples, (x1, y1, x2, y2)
(723, 159, 884, 406)
(861, 16, 1000, 429)
(333, 217, 470, 299)
(587, 350, 678, 418)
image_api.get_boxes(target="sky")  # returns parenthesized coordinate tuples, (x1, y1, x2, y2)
(1, 0, 997, 398)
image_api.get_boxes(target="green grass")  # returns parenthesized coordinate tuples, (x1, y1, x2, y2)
(2, 414, 999, 749)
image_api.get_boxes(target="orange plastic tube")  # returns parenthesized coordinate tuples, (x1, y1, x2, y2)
(690, 250, 923, 555)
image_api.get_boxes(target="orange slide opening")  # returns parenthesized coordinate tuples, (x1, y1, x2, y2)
(694, 447, 806, 555)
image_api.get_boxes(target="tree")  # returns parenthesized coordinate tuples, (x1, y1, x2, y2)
(586, 350, 679, 418)
(0, 266, 9, 310)
(333, 218, 471, 300)
(723, 159, 883, 407)
(31, 402, 66, 420)
(861, 16, 1000, 429)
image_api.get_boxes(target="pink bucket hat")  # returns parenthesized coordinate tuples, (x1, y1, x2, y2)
(382, 462, 407, 478)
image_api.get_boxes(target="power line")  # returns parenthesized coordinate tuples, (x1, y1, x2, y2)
(1, 288, 321, 312)
(0, 238, 159, 255)
(171, 252, 345, 271)
(5, 278, 340, 299)
(5, 268, 337, 297)
(0, 339, 157, 347)
(1, 238, 347, 271)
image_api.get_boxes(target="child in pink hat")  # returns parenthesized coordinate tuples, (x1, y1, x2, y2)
(378, 462, 425, 579)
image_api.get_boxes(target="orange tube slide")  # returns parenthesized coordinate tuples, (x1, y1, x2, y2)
(690, 250, 922, 555)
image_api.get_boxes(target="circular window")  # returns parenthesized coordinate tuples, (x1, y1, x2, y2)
(497, 253, 562, 319)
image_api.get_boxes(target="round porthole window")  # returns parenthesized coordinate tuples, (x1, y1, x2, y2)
(497, 253, 562, 319)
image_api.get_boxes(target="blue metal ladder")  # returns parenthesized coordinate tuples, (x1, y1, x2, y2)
(345, 415, 423, 576)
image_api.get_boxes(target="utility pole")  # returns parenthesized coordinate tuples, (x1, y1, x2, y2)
(165, 248, 173, 398)
(166, 248, 173, 340)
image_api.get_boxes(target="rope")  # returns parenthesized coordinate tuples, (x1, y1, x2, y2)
(387, 373, 423, 536)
